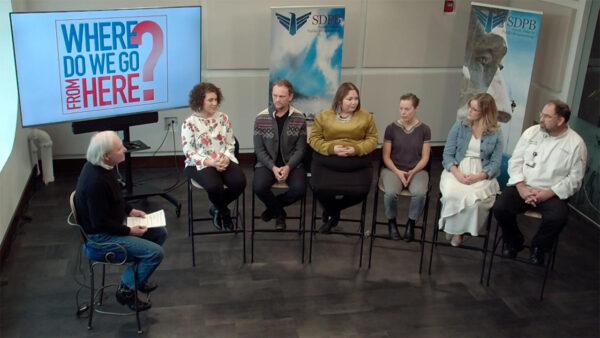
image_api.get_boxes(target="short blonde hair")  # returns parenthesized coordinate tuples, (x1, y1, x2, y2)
(86, 131, 119, 165)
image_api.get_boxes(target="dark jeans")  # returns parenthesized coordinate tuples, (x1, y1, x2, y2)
(311, 153, 373, 217)
(493, 185, 568, 252)
(253, 166, 306, 216)
(185, 163, 247, 213)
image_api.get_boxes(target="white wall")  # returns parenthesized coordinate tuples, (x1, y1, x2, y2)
(17, 0, 591, 157)
(1, 0, 33, 249)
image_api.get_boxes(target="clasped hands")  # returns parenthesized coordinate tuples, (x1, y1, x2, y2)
(451, 166, 486, 185)
(395, 169, 416, 186)
(516, 183, 554, 207)
(333, 145, 356, 157)
(204, 153, 230, 172)
(272, 165, 290, 183)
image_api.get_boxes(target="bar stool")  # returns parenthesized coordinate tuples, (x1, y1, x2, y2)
(187, 178, 246, 266)
(68, 191, 144, 334)
(427, 192, 493, 283)
(486, 209, 560, 300)
(307, 184, 369, 268)
(367, 169, 431, 273)
(250, 180, 307, 263)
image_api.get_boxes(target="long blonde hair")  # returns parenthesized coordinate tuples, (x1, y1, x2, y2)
(468, 93, 499, 133)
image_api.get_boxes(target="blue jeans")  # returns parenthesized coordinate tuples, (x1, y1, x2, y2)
(87, 227, 167, 289)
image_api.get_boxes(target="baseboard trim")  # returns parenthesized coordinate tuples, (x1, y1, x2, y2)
(0, 167, 37, 265)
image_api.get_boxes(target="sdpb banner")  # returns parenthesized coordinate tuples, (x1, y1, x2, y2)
(270, 6, 345, 118)
(458, 2, 542, 155)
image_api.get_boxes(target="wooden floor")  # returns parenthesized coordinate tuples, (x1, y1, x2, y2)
(0, 160, 598, 337)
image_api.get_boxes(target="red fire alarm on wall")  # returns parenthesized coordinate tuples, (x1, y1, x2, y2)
(444, 0, 455, 13)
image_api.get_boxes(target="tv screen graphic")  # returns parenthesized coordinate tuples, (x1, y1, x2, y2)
(10, 6, 201, 127)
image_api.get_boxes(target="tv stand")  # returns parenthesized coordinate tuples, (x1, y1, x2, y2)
(72, 112, 182, 217)
(122, 127, 182, 217)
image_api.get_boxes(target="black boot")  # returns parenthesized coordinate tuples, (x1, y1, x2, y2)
(319, 211, 339, 234)
(116, 282, 151, 311)
(529, 246, 545, 265)
(388, 218, 401, 240)
(275, 209, 287, 231)
(209, 205, 222, 231)
(221, 208, 234, 232)
(403, 219, 415, 242)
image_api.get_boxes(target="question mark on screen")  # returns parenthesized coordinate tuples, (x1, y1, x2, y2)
(130, 21, 164, 101)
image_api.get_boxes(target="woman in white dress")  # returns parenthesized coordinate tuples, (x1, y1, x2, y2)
(439, 93, 503, 246)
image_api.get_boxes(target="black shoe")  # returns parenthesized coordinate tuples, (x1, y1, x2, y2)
(275, 214, 286, 231)
(261, 209, 274, 222)
(502, 234, 524, 258)
(319, 213, 339, 234)
(209, 205, 222, 231)
(403, 219, 415, 242)
(116, 283, 151, 311)
(321, 210, 330, 225)
(388, 219, 401, 240)
(221, 208, 234, 232)
(138, 280, 158, 293)
(529, 246, 545, 265)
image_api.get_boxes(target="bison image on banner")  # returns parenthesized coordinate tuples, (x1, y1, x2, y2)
(459, 2, 542, 155)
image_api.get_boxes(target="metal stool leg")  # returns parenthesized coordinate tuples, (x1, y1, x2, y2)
(367, 185, 380, 269)
(251, 191, 256, 263)
(418, 189, 430, 274)
(242, 190, 246, 263)
(358, 198, 367, 268)
(309, 194, 317, 263)
(428, 196, 442, 275)
(87, 261, 95, 330)
(486, 224, 501, 286)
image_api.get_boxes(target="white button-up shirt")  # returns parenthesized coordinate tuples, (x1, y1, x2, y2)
(507, 125, 587, 200)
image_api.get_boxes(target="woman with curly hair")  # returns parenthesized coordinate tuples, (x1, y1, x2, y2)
(182, 82, 246, 231)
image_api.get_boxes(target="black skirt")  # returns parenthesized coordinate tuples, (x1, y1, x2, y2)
(310, 152, 373, 196)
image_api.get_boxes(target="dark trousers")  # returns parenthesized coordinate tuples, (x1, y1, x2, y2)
(311, 153, 373, 218)
(185, 163, 247, 213)
(253, 165, 306, 216)
(493, 185, 568, 252)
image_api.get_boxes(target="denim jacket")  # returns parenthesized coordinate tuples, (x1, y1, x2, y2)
(442, 120, 503, 179)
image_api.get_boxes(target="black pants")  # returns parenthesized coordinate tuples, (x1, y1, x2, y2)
(185, 163, 247, 213)
(253, 165, 306, 217)
(311, 153, 373, 218)
(493, 185, 568, 252)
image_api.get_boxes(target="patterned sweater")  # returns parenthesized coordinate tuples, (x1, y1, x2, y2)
(309, 108, 378, 156)
(181, 111, 238, 171)
(253, 105, 307, 169)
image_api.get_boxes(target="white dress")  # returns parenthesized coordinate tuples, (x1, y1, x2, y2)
(438, 135, 500, 236)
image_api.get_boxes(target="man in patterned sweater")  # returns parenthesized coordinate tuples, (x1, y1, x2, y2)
(253, 79, 307, 230)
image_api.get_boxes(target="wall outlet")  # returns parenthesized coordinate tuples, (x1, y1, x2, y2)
(164, 117, 178, 130)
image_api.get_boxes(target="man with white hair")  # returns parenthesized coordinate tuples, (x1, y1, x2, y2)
(74, 130, 167, 311)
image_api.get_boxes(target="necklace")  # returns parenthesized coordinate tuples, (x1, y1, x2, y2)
(336, 111, 353, 123)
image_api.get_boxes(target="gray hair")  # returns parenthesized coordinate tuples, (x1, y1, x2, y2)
(86, 130, 119, 165)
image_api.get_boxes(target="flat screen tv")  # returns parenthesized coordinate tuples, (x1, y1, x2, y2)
(10, 6, 201, 127)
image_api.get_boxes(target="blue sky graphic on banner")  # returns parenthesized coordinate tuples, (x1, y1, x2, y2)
(270, 7, 345, 118)
(459, 2, 541, 156)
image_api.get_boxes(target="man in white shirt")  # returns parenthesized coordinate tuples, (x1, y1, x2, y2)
(493, 100, 587, 264)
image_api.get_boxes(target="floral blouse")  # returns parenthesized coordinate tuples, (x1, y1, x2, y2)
(181, 111, 238, 170)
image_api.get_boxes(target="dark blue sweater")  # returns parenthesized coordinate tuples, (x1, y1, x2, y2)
(74, 161, 132, 235)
